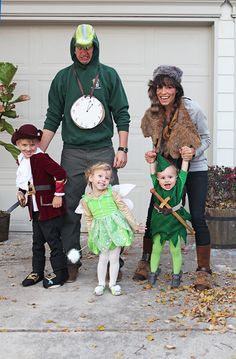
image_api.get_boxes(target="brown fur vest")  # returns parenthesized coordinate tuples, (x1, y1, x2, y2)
(140, 99, 201, 159)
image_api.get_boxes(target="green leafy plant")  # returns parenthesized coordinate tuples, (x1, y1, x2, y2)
(0, 62, 30, 160)
(206, 165, 236, 209)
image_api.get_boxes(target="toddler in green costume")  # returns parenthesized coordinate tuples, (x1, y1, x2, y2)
(145, 151, 191, 288)
(80, 162, 145, 296)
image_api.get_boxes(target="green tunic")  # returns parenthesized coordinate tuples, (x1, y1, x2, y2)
(82, 186, 134, 255)
(151, 170, 191, 246)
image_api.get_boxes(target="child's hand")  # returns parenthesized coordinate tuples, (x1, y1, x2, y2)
(17, 191, 26, 207)
(52, 196, 62, 208)
(136, 224, 146, 234)
(145, 150, 156, 164)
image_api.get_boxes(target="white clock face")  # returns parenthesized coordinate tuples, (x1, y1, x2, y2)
(70, 96, 105, 129)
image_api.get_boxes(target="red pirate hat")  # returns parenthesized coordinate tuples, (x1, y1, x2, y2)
(11, 124, 43, 145)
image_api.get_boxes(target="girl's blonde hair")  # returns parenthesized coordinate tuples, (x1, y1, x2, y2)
(85, 162, 112, 186)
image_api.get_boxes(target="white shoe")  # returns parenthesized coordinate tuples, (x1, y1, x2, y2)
(94, 285, 105, 296)
(110, 285, 122, 296)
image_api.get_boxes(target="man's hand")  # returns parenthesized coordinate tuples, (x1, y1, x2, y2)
(113, 151, 127, 169)
(52, 196, 62, 208)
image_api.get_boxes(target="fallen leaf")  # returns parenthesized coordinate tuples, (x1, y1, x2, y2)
(45, 319, 56, 324)
(147, 316, 160, 323)
(97, 325, 105, 331)
(114, 353, 124, 359)
(146, 334, 155, 341)
(164, 344, 176, 350)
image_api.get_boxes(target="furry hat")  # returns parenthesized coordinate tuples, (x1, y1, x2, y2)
(11, 124, 43, 145)
(153, 65, 183, 84)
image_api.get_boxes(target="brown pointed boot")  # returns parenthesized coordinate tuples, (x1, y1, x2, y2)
(133, 259, 150, 281)
(133, 236, 152, 281)
(194, 245, 212, 291)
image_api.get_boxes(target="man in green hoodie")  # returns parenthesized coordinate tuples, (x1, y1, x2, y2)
(40, 24, 130, 282)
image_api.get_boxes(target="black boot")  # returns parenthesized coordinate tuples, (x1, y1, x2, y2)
(43, 254, 69, 288)
(171, 273, 182, 288)
(43, 269, 68, 289)
(147, 268, 161, 286)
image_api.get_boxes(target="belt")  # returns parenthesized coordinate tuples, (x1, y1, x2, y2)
(34, 185, 52, 191)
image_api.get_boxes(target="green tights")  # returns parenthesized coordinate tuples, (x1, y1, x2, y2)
(150, 234, 182, 275)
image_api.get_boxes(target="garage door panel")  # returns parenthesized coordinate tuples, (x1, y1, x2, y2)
(123, 78, 151, 118)
(1, 27, 30, 66)
(184, 77, 210, 118)
(38, 27, 72, 67)
(154, 27, 210, 75)
(0, 23, 211, 231)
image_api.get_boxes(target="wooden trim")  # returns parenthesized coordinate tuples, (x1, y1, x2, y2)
(1, 0, 224, 21)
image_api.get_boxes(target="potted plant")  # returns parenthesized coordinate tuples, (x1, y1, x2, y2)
(0, 62, 30, 242)
(206, 165, 236, 248)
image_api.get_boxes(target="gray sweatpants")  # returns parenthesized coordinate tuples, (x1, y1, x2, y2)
(60, 146, 119, 262)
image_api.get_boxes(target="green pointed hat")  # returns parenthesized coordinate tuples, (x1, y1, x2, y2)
(74, 24, 96, 49)
(156, 153, 173, 172)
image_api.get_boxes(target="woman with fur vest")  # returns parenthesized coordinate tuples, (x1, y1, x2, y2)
(133, 65, 212, 291)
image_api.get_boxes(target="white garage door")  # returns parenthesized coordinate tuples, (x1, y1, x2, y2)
(0, 23, 212, 231)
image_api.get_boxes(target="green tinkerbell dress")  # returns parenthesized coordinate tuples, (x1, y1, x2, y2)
(151, 170, 191, 246)
(82, 185, 136, 255)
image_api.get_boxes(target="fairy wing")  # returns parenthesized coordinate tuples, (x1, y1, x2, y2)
(112, 184, 136, 210)
(75, 200, 84, 214)
(112, 184, 136, 197)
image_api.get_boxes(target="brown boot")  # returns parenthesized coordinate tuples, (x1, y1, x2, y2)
(66, 264, 79, 283)
(133, 253, 151, 281)
(194, 245, 212, 290)
(133, 260, 150, 281)
(133, 235, 152, 281)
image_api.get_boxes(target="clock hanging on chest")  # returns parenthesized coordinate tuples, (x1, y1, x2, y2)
(70, 95, 105, 129)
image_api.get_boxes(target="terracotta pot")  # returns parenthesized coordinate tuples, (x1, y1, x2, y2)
(206, 207, 236, 249)
(0, 211, 10, 242)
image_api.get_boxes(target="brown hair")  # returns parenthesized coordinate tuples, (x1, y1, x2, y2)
(85, 162, 112, 187)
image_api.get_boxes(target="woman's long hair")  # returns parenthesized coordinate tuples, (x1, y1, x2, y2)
(148, 75, 184, 118)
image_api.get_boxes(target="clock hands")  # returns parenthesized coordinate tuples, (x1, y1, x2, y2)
(86, 99, 94, 112)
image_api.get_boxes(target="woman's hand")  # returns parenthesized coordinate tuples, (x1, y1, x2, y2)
(180, 146, 195, 161)
(145, 150, 156, 163)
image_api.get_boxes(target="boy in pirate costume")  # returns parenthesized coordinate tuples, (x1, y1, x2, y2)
(12, 124, 68, 288)
(146, 151, 191, 288)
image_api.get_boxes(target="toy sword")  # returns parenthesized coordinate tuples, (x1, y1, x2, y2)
(6, 201, 20, 213)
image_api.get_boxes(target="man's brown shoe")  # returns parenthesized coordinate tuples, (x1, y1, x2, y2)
(133, 260, 150, 281)
(66, 264, 79, 283)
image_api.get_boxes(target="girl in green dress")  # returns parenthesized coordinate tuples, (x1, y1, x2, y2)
(81, 162, 145, 296)
(145, 152, 191, 288)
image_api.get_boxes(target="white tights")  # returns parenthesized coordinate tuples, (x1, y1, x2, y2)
(97, 247, 121, 288)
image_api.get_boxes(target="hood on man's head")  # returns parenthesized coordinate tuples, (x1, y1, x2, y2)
(153, 65, 183, 84)
(74, 24, 96, 49)
(11, 124, 43, 145)
(70, 23, 99, 64)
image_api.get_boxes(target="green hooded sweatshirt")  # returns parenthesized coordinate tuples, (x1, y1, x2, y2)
(44, 31, 130, 149)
